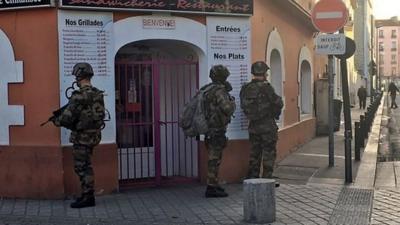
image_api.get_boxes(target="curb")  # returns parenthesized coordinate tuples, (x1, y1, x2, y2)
(353, 95, 386, 189)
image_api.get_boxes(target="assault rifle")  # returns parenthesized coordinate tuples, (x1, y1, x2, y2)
(41, 81, 78, 127)
(40, 104, 68, 127)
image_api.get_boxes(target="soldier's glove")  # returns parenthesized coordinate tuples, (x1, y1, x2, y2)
(50, 115, 57, 123)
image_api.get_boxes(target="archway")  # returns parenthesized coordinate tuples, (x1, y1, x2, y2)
(298, 46, 313, 119)
(113, 16, 206, 186)
(266, 28, 285, 126)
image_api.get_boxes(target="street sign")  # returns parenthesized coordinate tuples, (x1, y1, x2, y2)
(311, 0, 349, 33)
(315, 34, 346, 55)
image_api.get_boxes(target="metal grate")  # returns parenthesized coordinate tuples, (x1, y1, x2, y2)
(328, 188, 373, 225)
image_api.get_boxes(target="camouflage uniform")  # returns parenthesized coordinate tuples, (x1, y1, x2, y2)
(240, 79, 283, 178)
(204, 83, 235, 186)
(53, 84, 103, 195)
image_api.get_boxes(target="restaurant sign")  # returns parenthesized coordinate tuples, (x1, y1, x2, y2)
(0, 0, 53, 10)
(60, 0, 253, 16)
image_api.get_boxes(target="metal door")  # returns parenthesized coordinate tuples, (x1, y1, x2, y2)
(115, 60, 199, 186)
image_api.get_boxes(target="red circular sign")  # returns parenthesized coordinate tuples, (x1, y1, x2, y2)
(311, 0, 349, 33)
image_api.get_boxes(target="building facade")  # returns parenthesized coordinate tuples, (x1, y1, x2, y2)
(376, 17, 400, 86)
(0, 0, 326, 198)
(344, 0, 360, 106)
(354, 0, 374, 94)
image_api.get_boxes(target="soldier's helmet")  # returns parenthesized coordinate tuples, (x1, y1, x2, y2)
(72, 62, 94, 80)
(251, 61, 270, 76)
(209, 65, 230, 82)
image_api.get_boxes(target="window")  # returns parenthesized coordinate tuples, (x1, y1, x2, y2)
(392, 41, 397, 51)
(300, 61, 312, 115)
(392, 54, 397, 64)
(379, 30, 384, 38)
(392, 67, 397, 75)
(379, 42, 384, 51)
(379, 54, 384, 62)
(392, 29, 397, 38)
(379, 67, 384, 75)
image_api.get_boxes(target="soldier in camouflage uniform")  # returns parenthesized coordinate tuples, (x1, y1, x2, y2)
(51, 62, 105, 208)
(203, 65, 236, 198)
(240, 61, 283, 183)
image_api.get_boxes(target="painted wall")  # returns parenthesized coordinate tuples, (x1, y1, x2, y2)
(250, 0, 322, 158)
(0, 10, 118, 198)
(0, 10, 66, 199)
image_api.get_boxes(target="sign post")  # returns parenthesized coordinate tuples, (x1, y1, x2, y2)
(311, 0, 349, 169)
(335, 31, 356, 184)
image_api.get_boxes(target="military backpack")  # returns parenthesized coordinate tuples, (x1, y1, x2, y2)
(240, 81, 281, 121)
(179, 84, 219, 137)
(75, 88, 106, 131)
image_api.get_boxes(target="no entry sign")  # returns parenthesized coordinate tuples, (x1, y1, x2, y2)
(311, 0, 349, 33)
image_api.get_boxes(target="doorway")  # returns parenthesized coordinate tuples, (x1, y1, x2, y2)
(115, 40, 199, 187)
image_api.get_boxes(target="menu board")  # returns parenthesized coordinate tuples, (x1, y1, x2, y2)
(58, 11, 115, 145)
(207, 16, 251, 139)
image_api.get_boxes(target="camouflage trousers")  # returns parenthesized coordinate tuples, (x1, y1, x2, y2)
(247, 132, 277, 179)
(205, 130, 227, 186)
(72, 144, 94, 195)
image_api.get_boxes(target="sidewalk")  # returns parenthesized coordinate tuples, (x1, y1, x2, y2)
(275, 107, 368, 186)
(272, 102, 384, 225)
(0, 101, 384, 225)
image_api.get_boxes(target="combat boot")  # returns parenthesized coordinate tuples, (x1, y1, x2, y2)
(205, 185, 228, 198)
(70, 192, 95, 208)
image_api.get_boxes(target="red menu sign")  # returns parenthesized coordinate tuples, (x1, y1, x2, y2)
(60, 0, 253, 16)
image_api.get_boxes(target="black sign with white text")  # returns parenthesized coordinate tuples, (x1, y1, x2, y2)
(60, 0, 253, 16)
(0, 0, 52, 10)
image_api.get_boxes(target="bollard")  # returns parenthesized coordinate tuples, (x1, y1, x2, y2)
(355, 122, 361, 161)
(360, 115, 366, 147)
(243, 179, 276, 224)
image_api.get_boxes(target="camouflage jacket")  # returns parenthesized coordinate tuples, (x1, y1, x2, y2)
(53, 84, 103, 147)
(203, 82, 236, 131)
(240, 79, 283, 134)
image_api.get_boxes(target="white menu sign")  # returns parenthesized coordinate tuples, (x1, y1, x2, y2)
(207, 16, 251, 139)
(58, 11, 115, 145)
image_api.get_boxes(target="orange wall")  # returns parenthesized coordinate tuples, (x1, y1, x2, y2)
(199, 118, 316, 183)
(0, 9, 118, 199)
(0, 10, 60, 146)
(251, 0, 326, 127)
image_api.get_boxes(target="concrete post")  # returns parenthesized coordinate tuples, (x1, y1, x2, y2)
(243, 179, 276, 223)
